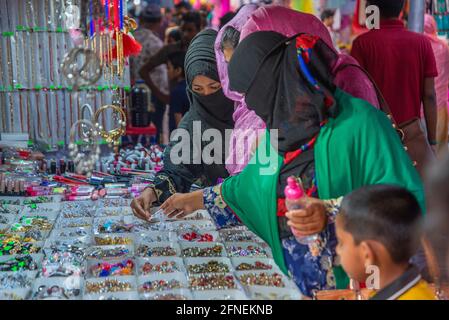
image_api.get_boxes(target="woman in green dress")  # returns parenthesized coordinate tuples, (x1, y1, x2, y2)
(156, 31, 424, 297)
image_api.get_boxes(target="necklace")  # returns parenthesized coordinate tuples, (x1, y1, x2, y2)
(19, 93, 24, 132)
(27, 1, 36, 86)
(36, 92, 43, 139)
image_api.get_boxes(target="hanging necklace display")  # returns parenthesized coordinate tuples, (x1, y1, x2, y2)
(68, 119, 100, 176)
(93, 104, 126, 146)
(81, 103, 94, 139)
(61, 47, 103, 90)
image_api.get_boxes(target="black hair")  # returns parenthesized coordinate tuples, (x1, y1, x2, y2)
(167, 51, 186, 77)
(321, 9, 335, 22)
(219, 12, 236, 29)
(340, 184, 422, 264)
(175, 1, 192, 11)
(168, 28, 182, 42)
(180, 12, 202, 31)
(367, 0, 405, 18)
(220, 26, 241, 52)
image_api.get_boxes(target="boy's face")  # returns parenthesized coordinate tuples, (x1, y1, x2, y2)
(335, 215, 368, 283)
(167, 61, 180, 82)
(181, 22, 199, 45)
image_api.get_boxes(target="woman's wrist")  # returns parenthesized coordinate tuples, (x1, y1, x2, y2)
(323, 196, 343, 224)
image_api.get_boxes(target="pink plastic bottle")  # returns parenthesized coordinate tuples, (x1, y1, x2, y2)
(284, 176, 319, 245)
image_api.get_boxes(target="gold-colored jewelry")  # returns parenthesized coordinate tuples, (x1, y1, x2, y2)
(93, 104, 126, 145)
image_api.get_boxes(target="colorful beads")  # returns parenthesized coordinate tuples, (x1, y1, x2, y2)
(182, 245, 223, 258)
(238, 272, 285, 288)
(141, 261, 180, 274)
(187, 260, 230, 274)
(189, 274, 237, 290)
(90, 259, 134, 277)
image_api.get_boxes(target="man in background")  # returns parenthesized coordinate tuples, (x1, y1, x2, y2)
(351, 0, 438, 155)
(130, 4, 169, 144)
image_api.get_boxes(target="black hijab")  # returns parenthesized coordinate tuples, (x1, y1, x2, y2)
(228, 31, 338, 196)
(153, 29, 235, 204)
(184, 29, 235, 132)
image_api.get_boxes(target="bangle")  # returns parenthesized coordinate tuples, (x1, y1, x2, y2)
(429, 140, 438, 146)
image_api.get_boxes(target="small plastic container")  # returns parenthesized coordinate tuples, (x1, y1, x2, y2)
(93, 216, 134, 234)
(0, 288, 31, 300)
(0, 204, 23, 215)
(248, 286, 302, 300)
(219, 229, 262, 243)
(0, 254, 43, 272)
(224, 242, 272, 258)
(31, 276, 84, 300)
(0, 214, 17, 224)
(177, 230, 220, 243)
(180, 242, 227, 258)
(86, 245, 134, 260)
(137, 272, 188, 293)
(56, 217, 93, 229)
(51, 227, 91, 239)
(87, 258, 136, 278)
(235, 270, 291, 289)
(134, 231, 177, 243)
(169, 220, 216, 232)
(192, 289, 248, 300)
(188, 273, 239, 291)
(135, 241, 181, 258)
(184, 257, 233, 275)
(92, 233, 135, 246)
(83, 290, 139, 300)
(83, 275, 137, 295)
(95, 206, 133, 217)
(0, 271, 37, 290)
(137, 256, 186, 275)
(140, 288, 193, 300)
(231, 257, 279, 272)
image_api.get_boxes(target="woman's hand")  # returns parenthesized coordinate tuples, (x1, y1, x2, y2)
(160, 191, 204, 219)
(285, 197, 328, 237)
(131, 188, 157, 221)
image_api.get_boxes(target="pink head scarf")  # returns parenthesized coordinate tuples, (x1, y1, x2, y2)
(215, 4, 267, 176)
(424, 14, 438, 37)
(216, 5, 380, 176)
(424, 14, 449, 110)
